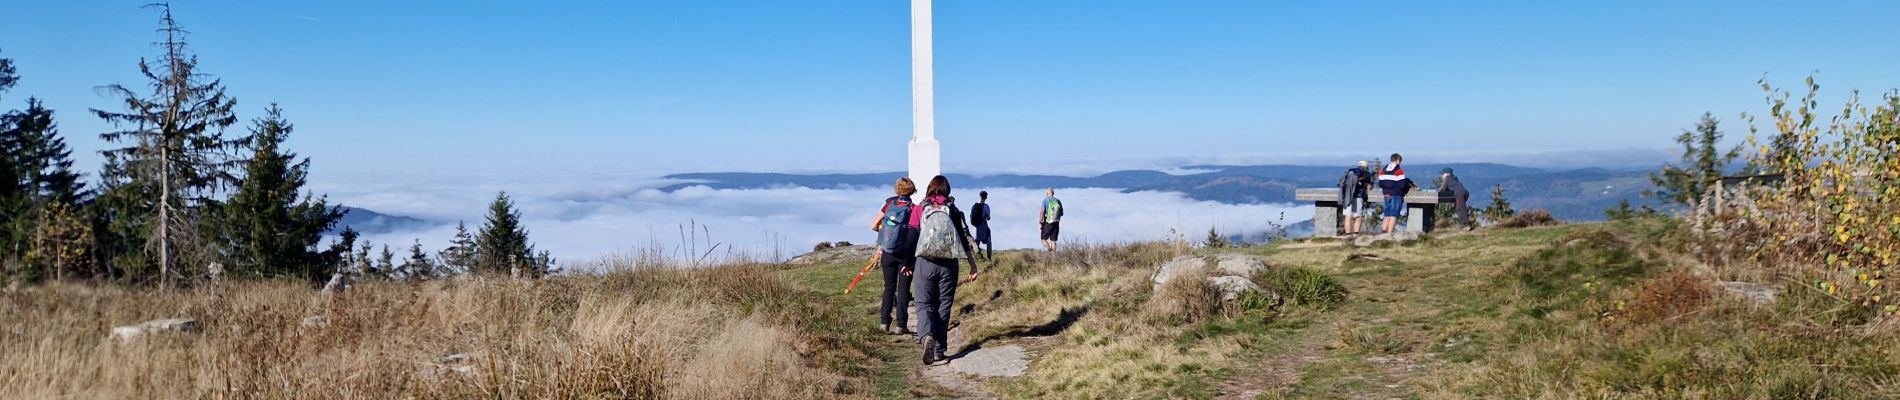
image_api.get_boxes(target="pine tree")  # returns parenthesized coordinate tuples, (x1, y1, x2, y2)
(0, 50, 25, 264)
(402, 239, 437, 281)
(323, 226, 358, 279)
(220, 104, 344, 282)
(9, 99, 85, 205)
(1481, 184, 1516, 224)
(91, 4, 247, 287)
(376, 245, 395, 280)
(355, 241, 378, 279)
(475, 192, 552, 277)
(438, 221, 475, 274)
(1648, 113, 1742, 206)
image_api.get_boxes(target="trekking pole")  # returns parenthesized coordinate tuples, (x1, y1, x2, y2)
(842, 252, 883, 295)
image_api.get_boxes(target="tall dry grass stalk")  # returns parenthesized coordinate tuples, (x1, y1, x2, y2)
(0, 264, 866, 399)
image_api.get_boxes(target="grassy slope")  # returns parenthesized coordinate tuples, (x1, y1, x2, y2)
(782, 220, 1900, 399)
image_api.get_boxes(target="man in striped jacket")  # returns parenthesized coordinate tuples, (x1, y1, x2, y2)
(1377, 153, 1416, 234)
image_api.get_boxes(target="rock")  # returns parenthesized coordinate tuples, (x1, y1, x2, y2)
(1347, 253, 1388, 262)
(422, 352, 480, 378)
(320, 272, 350, 294)
(1208, 276, 1264, 302)
(1352, 232, 1420, 247)
(1715, 281, 1780, 305)
(301, 315, 329, 328)
(1212, 253, 1269, 277)
(786, 244, 879, 265)
(1152, 255, 1208, 292)
(943, 344, 1030, 378)
(110, 318, 200, 342)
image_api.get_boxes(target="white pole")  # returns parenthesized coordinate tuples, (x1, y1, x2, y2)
(908, 0, 940, 185)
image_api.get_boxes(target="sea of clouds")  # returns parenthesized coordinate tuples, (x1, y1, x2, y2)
(308, 170, 1311, 271)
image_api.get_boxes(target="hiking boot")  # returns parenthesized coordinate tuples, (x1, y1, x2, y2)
(930, 348, 947, 365)
(921, 340, 939, 365)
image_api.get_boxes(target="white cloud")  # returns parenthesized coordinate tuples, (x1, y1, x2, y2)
(310, 171, 1313, 271)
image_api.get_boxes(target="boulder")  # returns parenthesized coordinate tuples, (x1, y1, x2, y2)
(1352, 232, 1420, 247)
(786, 245, 879, 265)
(1152, 255, 1208, 292)
(110, 318, 200, 343)
(1208, 276, 1264, 302)
(1714, 281, 1780, 305)
(301, 315, 329, 328)
(1212, 253, 1269, 277)
(320, 273, 350, 294)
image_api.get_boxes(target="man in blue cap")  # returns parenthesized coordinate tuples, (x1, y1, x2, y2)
(1438, 167, 1473, 230)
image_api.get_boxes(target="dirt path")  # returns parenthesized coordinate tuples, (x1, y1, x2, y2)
(902, 307, 1032, 399)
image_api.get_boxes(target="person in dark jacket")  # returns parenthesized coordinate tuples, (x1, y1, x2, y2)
(972, 191, 993, 259)
(870, 178, 918, 336)
(1439, 168, 1473, 230)
(1341, 161, 1374, 235)
(910, 175, 980, 366)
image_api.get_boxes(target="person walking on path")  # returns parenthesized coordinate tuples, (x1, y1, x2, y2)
(911, 175, 980, 365)
(1339, 160, 1374, 235)
(869, 178, 919, 336)
(1039, 188, 1064, 252)
(1377, 153, 1416, 234)
(971, 191, 994, 259)
(1438, 167, 1474, 230)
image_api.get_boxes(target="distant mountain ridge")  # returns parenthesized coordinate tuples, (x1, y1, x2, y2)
(662, 163, 1661, 222)
(326, 206, 439, 236)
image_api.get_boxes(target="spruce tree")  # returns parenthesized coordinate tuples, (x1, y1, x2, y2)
(92, 4, 247, 287)
(402, 239, 437, 281)
(220, 104, 344, 282)
(9, 99, 86, 205)
(1648, 113, 1742, 206)
(475, 192, 552, 277)
(438, 221, 475, 274)
(376, 245, 395, 279)
(0, 50, 24, 263)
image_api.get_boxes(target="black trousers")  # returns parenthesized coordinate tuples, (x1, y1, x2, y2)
(877, 251, 914, 328)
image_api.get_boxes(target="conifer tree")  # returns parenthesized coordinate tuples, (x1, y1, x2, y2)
(1648, 113, 1742, 206)
(402, 239, 437, 280)
(220, 104, 343, 282)
(376, 245, 395, 279)
(92, 4, 247, 287)
(475, 192, 552, 277)
(438, 221, 475, 274)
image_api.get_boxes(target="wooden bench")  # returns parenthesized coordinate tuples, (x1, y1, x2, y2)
(1293, 188, 1443, 237)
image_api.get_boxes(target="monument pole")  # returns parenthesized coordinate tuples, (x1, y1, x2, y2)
(908, 0, 940, 184)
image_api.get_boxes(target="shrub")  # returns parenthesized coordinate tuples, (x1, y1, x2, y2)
(1726, 78, 1900, 316)
(1262, 267, 1347, 309)
(1495, 209, 1560, 229)
(1615, 270, 1711, 327)
(812, 242, 833, 252)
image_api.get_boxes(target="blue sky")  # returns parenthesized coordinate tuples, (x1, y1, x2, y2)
(3, 0, 1898, 178)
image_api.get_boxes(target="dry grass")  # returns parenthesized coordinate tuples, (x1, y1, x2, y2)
(0, 264, 872, 399)
(1494, 208, 1560, 229)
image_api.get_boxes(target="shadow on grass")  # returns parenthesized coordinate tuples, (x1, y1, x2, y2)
(950, 305, 1091, 360)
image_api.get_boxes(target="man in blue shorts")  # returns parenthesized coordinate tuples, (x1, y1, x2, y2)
(1377, 153, 1416, 234)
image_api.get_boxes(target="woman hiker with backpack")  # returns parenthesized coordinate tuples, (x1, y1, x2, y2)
(870, 177, 920, 336)
(909, 175, 981, 366)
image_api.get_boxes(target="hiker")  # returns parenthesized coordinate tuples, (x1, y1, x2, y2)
(1338, 160, 1374, 235)
(1039, 188, 1063, 252)
(910, 175, 980, 365)
(869, 177, 919, 336)
(1438, 167, 1473, 230)
(972, 191, 993, 259)
(1377, 153, 1416, 234)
